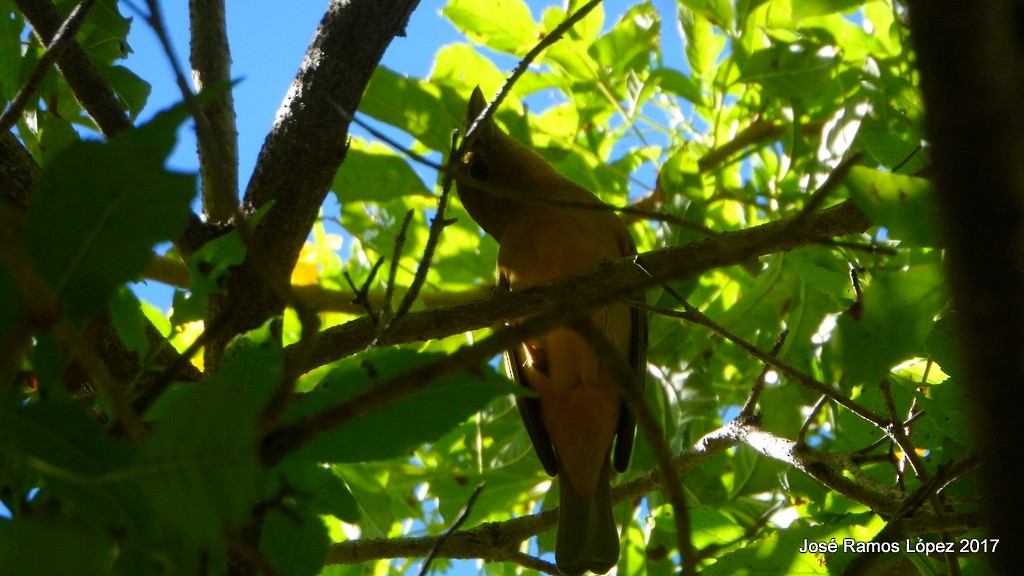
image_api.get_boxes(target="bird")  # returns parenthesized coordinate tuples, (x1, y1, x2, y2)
(456, 87, 647, 575)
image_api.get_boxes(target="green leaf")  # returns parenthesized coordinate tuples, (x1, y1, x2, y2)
(907, 379, 973, 448)
(442, 0, 539, 55)
(0, 517, 116, 576)
(792, 0, 866, 19)
(0, 273, 19, 340)
(698, 514, 884, 575)
(141, 328, 280, 544)
(788, 247, 855, 299)
(0, 6, 26, 101)
(260, 508, 330, 576)
(360, 67, 457, 153)
(429, 43, 507, 99)
(738, 42, 838, 101)
(23, 106, 194, 323)
(170, 202, 273, 325)
(170, 228, 247, 325)
(680, 0, 736, 31)
(284, 348, 518, 463)
(287, 463, 360, 522)
(681, 10, 727, 82)
(0, 399, 139, 527)
(332, 138, 433, 203)
(104, 64, 152, 120)
(650, 68, 706, 107)
(74, 0, 132, 65)
(924, 313, 963, 380)
(31, 110, 80, 166)
(857, 111, 926, 173)
(837, 265, 947, 387)
(588, 2, 659, 78)
(844, 166, 940, 246)
(108, 287, 150, 356)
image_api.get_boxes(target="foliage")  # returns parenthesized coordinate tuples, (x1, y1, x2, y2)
(0, 1, 991, 575)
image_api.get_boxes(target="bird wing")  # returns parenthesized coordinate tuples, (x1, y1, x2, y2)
(613, 300, 647, 472)
(501, 270, 559, 477)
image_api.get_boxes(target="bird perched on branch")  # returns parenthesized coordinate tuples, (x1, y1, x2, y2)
(456, 87, 648, 576)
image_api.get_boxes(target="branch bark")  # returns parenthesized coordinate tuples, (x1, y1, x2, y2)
(285, 199, 872, 373)
(907, 3, 1024, 574)
(206, 0, 420, 367)
(14, 0, 133, 137)
(189, 0, 239, 223)
(323, 418, 981, 569)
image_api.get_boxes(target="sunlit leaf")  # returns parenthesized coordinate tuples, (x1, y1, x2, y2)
(837, 265, 947, 387)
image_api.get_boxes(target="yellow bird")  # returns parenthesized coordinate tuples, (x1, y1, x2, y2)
(456, 87, 647, 575)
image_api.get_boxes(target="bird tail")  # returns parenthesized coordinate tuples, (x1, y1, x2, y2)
(556, 460, 618, 576)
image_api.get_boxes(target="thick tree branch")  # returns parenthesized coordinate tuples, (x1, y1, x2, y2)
(207, 0, 420, 366)
(0, 132, 38, 216)
(907, 3, 1024, 573)
(189, 0, 240, 223)
(286, 199, 871, 373)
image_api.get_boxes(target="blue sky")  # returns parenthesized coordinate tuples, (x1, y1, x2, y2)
(126, 1, 463, 178)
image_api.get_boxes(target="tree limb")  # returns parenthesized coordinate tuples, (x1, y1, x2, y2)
(907, 3, 1024, 573)
(207, 0, 420, 366)
(323, 418, 981, 568)
(189, 0, 240, 223)
(14, 0, 133, 136)
(286, 199, 872, 373)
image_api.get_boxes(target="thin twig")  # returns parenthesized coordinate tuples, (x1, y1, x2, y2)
(386, 132, 459, 331)
(740, 330, 788, 419)
(880, 379, 928, 480)
(797, 395, 829, 445)
(790, 151, 864, 230)
(329, 103, 458, 337)
(382, 210, 415, 323)
(418, 483, 486, 576)
(854, 409, 927, 457)
(637, 300, 889, 429)
(344, 257, 385, 322)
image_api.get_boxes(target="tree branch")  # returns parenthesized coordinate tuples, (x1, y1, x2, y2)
(323, 418, 982, 568)
(286, 199, 872, 373)
(189, 0, 240, 223)
(907, 3, 1024, 572)
(0, 0, 101, 135)
(14, 0, 133, 136)
(207, 0, 420, 365)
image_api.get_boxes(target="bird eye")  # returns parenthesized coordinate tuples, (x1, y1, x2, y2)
(469, 158, 490, 181)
